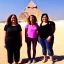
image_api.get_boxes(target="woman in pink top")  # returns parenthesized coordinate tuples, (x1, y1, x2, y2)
(25, 15, 39, 64)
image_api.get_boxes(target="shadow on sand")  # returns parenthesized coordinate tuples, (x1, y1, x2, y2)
(53, 55, 64, 63)
(19, 55, 64, 64)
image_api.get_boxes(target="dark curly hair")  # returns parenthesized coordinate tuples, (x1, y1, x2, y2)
(28, 15, 37, 25)
(6, 14, 18, 26)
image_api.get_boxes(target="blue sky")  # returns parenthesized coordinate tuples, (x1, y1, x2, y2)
(0, 0, 64, 21)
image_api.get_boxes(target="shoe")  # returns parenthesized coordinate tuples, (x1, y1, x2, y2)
(42, 59, 47, 63)
(32, 59, 36, 64)
(50, 60, 54, 64)
(28, 59, 31, 64)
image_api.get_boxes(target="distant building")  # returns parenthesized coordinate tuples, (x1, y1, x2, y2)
(18, 0, 52, 22)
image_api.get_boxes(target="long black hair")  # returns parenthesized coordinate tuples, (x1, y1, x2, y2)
(41, 13, 49, 23)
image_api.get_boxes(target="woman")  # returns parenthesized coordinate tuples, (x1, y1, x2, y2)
(4, 14, 22, 64)
(38, 13, 55, 64)
(25, 15, 39, 64)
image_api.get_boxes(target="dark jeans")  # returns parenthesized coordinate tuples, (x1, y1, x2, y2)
(7, 48, 20, 63)
(26, 37, 37, 59)
(38, 36, 54, 56)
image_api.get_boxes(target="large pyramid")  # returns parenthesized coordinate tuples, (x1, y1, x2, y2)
(18, 0, 52, 22)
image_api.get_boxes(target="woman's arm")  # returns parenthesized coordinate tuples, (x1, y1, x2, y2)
(25, 28, 28, 42)
(50, 22, 55, 36)
(20, 31, 22, 47)
(4, 31, 7, 48)
(47, 22, 55, 42)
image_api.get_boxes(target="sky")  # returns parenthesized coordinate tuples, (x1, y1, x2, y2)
(0, 0, 64, 21)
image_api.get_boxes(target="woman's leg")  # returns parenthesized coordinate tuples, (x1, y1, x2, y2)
(38, 37, 47, 62)
(44, 36, 54, 61)
(15, 62, 18, 64)
(14, 49, 20, 64)
(26, 37, 31, 59)
(32, 38, 37, 59)
(7, 48, 13, 64)
(49, 37, 54, 61)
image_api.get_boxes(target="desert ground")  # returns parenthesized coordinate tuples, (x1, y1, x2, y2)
(0, 21, 64, 64)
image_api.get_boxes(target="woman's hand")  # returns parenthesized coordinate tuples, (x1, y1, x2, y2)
(21, 41, 22, 47)
(37, 37, 40, 43)
(46, 36, 51, 42)
(4, 45, 6, 48)
(37, 40, 39, 43)
(25, 37, 27, 43)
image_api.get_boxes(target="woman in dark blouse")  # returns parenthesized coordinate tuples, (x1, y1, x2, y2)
(38, 13, 55, 64)
(4, 14, 22, 64)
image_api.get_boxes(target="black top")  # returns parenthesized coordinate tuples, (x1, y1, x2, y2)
(4, 24, 22, 49)
(38, 21, 55, 39)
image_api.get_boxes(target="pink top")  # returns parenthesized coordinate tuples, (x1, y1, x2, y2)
(25, 24, 39, 38)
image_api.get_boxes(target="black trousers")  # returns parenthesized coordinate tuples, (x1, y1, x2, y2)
(26, 37, 37, 59)
(7, 48, 20, 63)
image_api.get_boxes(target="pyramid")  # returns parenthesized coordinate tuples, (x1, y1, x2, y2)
(18, 0, 52, 22)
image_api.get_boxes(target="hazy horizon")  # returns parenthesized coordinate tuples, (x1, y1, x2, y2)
(0, 0, 64, 21)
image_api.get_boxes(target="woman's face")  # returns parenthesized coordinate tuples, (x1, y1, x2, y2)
(42, 15, 48, 22)
(11, 15, 16, 23)
(30, 16, 34, 24)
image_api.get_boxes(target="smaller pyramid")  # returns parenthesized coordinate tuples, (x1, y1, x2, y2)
(18, 1, 52, 22)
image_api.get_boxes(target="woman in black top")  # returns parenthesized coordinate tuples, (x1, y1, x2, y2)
(38, 13, 55, 64)
(4, 14, 22, 64)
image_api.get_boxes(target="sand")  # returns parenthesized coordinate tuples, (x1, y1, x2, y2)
(0, 21, 64, 64)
